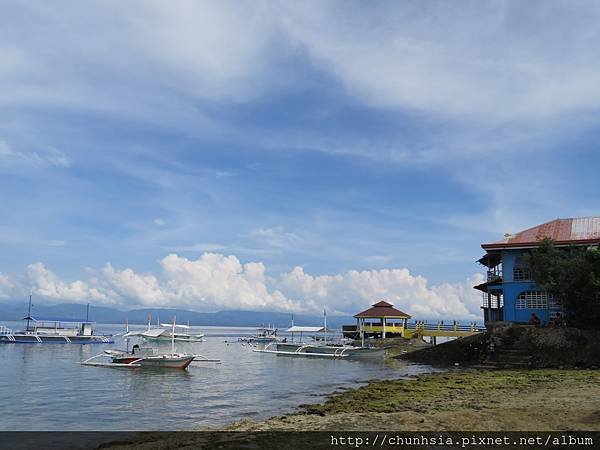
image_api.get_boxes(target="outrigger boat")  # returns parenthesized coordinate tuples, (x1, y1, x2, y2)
(238, 325, 279, 344)
(0, 297, 113, 344)
(253, 325, 386, 359)
(139, 318, 204, 343)
(82, 318, 219, 369)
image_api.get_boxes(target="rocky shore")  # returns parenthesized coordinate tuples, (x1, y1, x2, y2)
(225, 369, 600, 431)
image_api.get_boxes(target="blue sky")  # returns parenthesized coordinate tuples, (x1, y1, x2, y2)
(1, 1, 600, 318)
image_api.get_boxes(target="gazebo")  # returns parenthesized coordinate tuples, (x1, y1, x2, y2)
(354, 301, 411, 339)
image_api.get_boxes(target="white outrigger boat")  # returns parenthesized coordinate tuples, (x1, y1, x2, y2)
(238, 326, 279, 344)
(139, 320, 204, 343)
(253, 325, 386, 359)
(0, 297, 113, 344)
(82, 318, 218, 369)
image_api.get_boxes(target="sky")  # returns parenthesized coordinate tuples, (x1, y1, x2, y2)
(1, 1, 600, 320)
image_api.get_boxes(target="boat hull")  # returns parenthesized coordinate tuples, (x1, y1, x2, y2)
(258, 342, 386, 358)
(0, 334, 113, 344)
(111, 355, 195, 369)
(142, 335, 204, 343)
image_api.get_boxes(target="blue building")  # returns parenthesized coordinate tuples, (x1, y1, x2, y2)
(475, 217, 600, 325)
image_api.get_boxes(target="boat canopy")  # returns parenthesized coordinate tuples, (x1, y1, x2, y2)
(142, 328, 168, 337)
(160, 323, 190, 329)
(123, 328, 168, 338)
(286, 326, 325, 333)
(21, 316, 94, 324)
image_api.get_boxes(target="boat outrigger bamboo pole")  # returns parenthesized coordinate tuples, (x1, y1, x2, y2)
(171, 316, 176, 356)
(125, 319, 130, 353)
(26, 292, 33, 332)
(324, 308, 327, 345)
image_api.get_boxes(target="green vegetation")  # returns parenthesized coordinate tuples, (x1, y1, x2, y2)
(527, 238, 600, 328)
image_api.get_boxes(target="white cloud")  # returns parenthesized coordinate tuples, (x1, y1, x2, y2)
(158, 253, 296, 311)
(4, 1, 600, 124)
(26, 262, 108, 302)
(166, 242, 226, 252)
(2, 0, 599, 176)
(0, 140, 71, 169)
(280, 2, 600, 120)
(0, 272, 18, 300)
(249, 227, 302, 250)
(101, 263, 166, 306)
(15, 254, 484, 320)
(277, 266, 483, 320)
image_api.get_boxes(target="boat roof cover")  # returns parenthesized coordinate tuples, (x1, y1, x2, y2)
(142, 328, 168, 337)
(160, 323, 190, 329)
(286, 326, 325, 333)
(23, 316, 95, 324)
(123, 328, 167, 338)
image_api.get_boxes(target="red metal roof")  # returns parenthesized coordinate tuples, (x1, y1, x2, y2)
(482, 217, 600, 250)
(354, 301, 411, 318)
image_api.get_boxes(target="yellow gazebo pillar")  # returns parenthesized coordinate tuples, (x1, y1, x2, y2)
(360, 318, 365, 346)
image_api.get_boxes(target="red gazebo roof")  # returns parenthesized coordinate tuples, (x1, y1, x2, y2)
(354, 301, 411, 318)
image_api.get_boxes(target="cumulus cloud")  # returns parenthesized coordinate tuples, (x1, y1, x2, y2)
(277, 266, 483, 319)
(13, 254, 484, 320)
(26, 262, 108, 302)
(101, 264, 166, 306)
(0, 272, 18, 300)
(158, 253, 295, 311)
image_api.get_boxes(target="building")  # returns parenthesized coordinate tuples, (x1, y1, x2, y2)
(353, 300, 411, 338)
(475, 217, 600, 325)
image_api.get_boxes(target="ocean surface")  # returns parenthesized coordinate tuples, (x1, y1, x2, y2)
(0, 322, 437, 431)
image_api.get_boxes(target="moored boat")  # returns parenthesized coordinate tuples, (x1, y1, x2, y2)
(82, 317, 219, 369)
(140, 323, 205, 343)
(0, 297, 113, 344)
(253, 325, 386, 359)
(238, 326, 279, 344)
(83, 346, 197, 369)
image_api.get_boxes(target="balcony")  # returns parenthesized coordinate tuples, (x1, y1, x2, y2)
(487, 270, 502, 283)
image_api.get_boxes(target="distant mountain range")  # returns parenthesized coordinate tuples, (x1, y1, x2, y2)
(0, 302, 354, 328)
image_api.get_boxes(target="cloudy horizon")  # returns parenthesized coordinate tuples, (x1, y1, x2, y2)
(2, 1, 600, 319)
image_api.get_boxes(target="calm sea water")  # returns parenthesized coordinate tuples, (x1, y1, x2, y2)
(0, 322, 436, 431)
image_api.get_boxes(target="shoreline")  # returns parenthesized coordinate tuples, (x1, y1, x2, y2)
(223, 368, 600, 431)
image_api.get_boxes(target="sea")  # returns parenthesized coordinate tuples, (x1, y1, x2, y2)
(0, 322, 437, 431)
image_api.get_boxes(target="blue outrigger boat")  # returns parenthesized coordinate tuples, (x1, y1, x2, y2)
(0, 296, 113, 344)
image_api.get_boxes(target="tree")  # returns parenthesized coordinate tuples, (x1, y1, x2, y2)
(526, 238, 600, 328)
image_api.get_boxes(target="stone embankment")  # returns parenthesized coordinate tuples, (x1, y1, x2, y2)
(398, 323, 600, 369)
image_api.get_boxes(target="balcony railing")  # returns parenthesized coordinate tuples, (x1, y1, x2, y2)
(487, 270, 502, 282)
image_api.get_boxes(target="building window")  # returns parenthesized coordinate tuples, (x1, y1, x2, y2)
(516, 291, 552, 309)
(513, 256, 532, 281)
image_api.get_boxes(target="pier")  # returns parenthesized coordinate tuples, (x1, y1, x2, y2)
(362, 321, 482, 339)
(350, 300, 483, 344)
